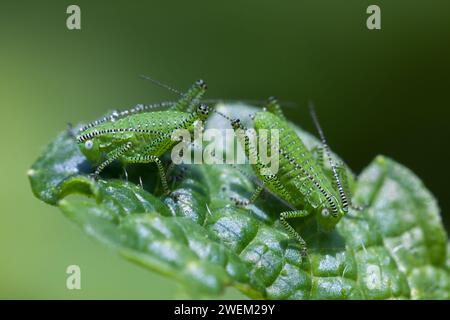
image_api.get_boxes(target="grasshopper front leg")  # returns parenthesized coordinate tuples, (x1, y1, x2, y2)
(92, 142, 133, 178)
(280, 209, 310, 257)
(124, 154, 170, 195)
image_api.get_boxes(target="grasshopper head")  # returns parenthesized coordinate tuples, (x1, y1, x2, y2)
(196, 104, 210, 120)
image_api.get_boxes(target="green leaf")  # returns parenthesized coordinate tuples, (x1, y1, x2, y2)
(28, 103, 450, 299)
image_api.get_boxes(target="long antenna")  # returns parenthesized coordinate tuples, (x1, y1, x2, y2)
(139, 76, 298, 109)
(230, 164, 297, 211)
(139, 74, 183, 96)
(202, 99, 297, 109)
(213, 109, 233, 122)
(309, 102, 348, 212)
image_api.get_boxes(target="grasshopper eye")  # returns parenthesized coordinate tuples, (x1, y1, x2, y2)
(197, 104, 209, 115)
(85, 140, 94, 150)
(321, 208, 329, 218)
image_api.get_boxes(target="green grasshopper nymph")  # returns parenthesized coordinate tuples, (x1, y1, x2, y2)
(76, 79, 210, 194)
(78, 78, 207, 132)
(220, 99, 356, 256)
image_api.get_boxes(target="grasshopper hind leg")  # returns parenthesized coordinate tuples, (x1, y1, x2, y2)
(229, 172, 310, 258)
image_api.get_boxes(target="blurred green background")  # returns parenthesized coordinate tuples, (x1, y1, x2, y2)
(1, 0, 449, 299)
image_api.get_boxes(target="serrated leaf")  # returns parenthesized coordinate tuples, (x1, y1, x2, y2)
(28, 103, 450, 299)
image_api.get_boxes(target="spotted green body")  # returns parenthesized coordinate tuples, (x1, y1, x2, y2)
(77, 110, 203, 165)
(253, 111, 347, 229)
(229, 99, 354, 255)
